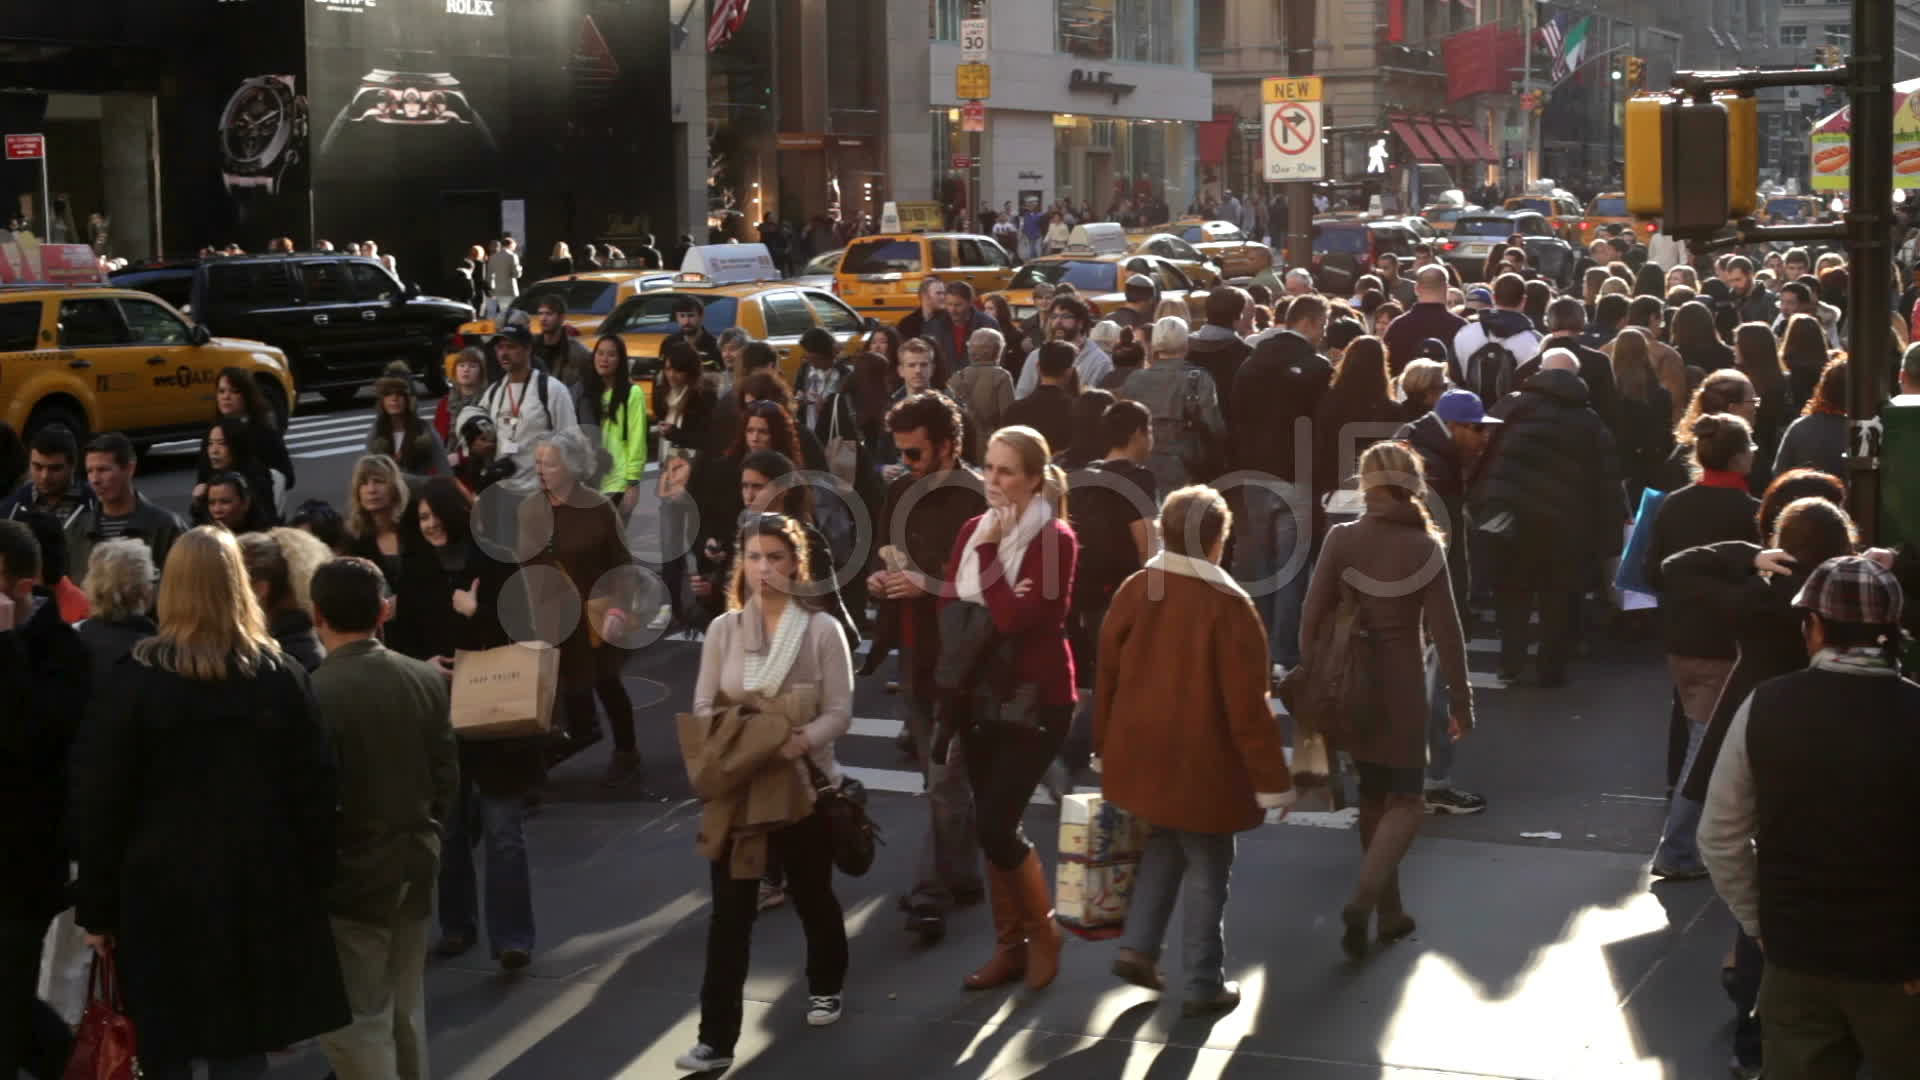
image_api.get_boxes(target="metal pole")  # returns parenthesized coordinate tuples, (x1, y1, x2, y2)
(39, 154, 50, 242)
(1847, 0, 1893, 541)
(1521, 0, 1536, 187)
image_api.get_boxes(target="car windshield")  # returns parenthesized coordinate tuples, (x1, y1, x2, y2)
(600, 293, 740, 335)
(1009, 260, 1117, 292)
(841, 240, 921, 275)
(1424, 208, 1462, 223)
(1767, 199, 1807, 220)
(1314, 227, 1367, 254)
(1454, 218, 1516, 237)
(1590, 196, 1627, 217)
(1508, 198, 1552, 214)
(511, 280, 618, 317)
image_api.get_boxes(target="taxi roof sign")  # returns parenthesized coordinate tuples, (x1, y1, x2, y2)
(0, 233, 102, 285)
(1066, 223, 1127, 256)
(676, 243, 778, 286)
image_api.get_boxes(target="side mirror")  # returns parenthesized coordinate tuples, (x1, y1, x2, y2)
(188, 323, 211, 347)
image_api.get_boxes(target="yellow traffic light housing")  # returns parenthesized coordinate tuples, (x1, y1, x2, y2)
(1722, 92, 1759, 218)
(1626, 56, 1645, 89)
(1626, 94, 1666, 216)
(1625, 90, 1758, 225)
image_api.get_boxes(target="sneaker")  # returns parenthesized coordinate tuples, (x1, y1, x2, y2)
(1424, 787, 1488, 816)
(647, 604, 673, 632)
(757, 880, 787, 912)
(805, 994, 843, 1027)
(673, 1042, 733, 1072)
(499, 948, 532, 973)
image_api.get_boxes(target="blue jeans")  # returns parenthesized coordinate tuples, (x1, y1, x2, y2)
(439, 782, 536, 955)
(1652, 655, 1732, 873)
(1425, 645, 1455, 786)
(1233, 481, 1311, 667)
(1118, 827, 1236, 997)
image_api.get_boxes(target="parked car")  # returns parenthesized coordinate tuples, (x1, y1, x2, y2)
(1309, 218, 1421, 296)
(111, 253, 471, 406)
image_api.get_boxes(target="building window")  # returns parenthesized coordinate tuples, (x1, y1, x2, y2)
(1060, 0, 1116, 58)
(1196, 0, 1225, 52)
(1780, 24, 1806, 45)
(1824, 24, 1850, 45)
(1117, 0, 1179, 64)
(931, 0, 962, 41)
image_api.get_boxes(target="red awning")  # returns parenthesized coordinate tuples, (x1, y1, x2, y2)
(1197, 109, 1234, 163)
(1431, 122, 1477, 161)
(1391, 118, 1434, 159)
(1412, 121, 1459, 161)
(1455, 123, 1498, 161)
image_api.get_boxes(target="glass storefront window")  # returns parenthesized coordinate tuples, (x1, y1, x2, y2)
(1059, 0, 1181, 64)
(931, 0, 962, 41)
(1053, 115, 1189, 215)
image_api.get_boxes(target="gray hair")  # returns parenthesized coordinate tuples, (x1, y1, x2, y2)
(1284, 267, 1313, 288)
(1088, 320, 1124, 352)
(83, 538, 155, 622)
(1151, 315, 1190, 358)
(717, 327, 752, 351)
(1903, 342, 1920, 385)
(1541, 348, 1580, 373)
(529, 427, 599, 481)
(967, 327, 1004, 361)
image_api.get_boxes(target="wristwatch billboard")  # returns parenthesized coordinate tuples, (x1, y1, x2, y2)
(220, 75, 308, 200)
(319, 69, 498, 157)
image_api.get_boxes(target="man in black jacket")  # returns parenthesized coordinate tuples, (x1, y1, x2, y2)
(0, 519, 89, 1078)
(1699, 556, 1920, 1076)
(66, 433, 185, 586)
(1383, 266, 1467, 379)
(1229, 295, 1332, 670)
(1481, 351, 1625, 686)
(1003, 341, 1076, 451)
(1516, 296, 1620, 437)
(1186, 287, 1251, 423)
(1396, 390, 1498, 815)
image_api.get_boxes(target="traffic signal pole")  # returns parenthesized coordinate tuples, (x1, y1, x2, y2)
(1656, 0, 1893, 538)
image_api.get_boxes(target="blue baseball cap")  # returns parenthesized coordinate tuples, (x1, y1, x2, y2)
(1434, 388, 1502, 425)
(1465, 286, 1494, 307)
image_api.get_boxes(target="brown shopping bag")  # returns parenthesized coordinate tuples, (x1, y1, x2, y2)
(449, 644, 561, 739)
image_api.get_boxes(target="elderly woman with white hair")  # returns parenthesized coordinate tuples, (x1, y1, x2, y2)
(520, 428, 645, 782)
(1121, 315, 1228, 498)
(948, 326, 1015, 434)
(74, 537, 157, 678)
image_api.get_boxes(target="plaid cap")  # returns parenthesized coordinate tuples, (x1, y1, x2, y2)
(1791, 555, 1905, 626)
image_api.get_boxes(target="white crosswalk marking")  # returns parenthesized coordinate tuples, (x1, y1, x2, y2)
(148, 408, 439, 459)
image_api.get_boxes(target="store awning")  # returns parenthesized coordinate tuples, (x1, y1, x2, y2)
(1391, 118, 1435, 159)
(1452, 122, 1498, 161)
(1413, 121, 1460, 161)
(1431, 122, 1477, 161)
(1197, 110, 1234, 163)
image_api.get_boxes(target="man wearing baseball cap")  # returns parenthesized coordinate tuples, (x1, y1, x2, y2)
(1397, 389, 1500, 815)
(478, 322, 577, 485)
(1106, 273, 1159, 331)
(1698, 554, 1920, 1075)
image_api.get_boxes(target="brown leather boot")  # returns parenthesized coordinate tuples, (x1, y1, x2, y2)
(1012, 849, 1064, 989)
(963, 866, 1027, 990)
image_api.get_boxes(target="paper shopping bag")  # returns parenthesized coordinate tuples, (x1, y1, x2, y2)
(1055, 793, 1151, 940)
(449, 644, 561, 739)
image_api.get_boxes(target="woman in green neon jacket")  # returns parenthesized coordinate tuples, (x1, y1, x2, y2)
(575, 334, 651, 512)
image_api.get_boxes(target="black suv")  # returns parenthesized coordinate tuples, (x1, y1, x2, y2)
(111, 254, 471, 404)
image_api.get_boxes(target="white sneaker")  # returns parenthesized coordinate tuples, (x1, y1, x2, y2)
(674, 1042, 733, 1072)
(806, 994, 843, 1027)
(647, 604, 673, 632)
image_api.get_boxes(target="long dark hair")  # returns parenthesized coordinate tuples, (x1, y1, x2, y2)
(847, 351, 893, 435)
(411, 475, 475, 549)
(208, 414, 260, 474)
(217, 366, 273, 426)
(1320, 335, 1395, 418)
(1804, 356, 1848, 417)
(1732, 321, 1783, 400)
(1670, 300, 1723, 349)
(866, 325, 904, 369)
(740, 449, 813, 520)
(1059, 388, 1115, 468)
(1779, 313, 1830, 377)
(578, 335, 634, 431)
(730, 399, 805, 464)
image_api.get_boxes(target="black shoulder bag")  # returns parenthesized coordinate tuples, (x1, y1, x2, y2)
(805, 758, 880, 877)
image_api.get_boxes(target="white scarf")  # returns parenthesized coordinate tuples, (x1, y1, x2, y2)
(956, 497, 1053, 604)
(1145, 549, 1250, 600)
(742, 597, 809, 696)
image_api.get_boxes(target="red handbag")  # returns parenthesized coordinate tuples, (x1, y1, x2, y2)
(64, 946, 140, 1080)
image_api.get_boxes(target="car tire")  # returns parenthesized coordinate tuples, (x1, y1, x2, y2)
(320, 386, 362, 409)
(24, 403, 88, 448)
(258, 379, 291, 433)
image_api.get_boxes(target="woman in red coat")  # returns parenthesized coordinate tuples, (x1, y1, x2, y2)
(941, 425, 1078, 993)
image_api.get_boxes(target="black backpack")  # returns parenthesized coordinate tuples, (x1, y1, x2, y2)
(1468, 335, 1520, 409)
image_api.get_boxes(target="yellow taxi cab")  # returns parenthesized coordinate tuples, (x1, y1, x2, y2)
(1124, 228, 1224, 288)
(442, 269, 675, 378)
(1571, 192, 1633, 247)
(982, 228, 1209, 324)
(599, 245, 876, 391)
(0, 275, 294, 447)
(1157, 219, 1273, 281)
(1504, 193, 1585, 242)
(1759, 194, 1825, 225)
(833, 232, 1017, 318)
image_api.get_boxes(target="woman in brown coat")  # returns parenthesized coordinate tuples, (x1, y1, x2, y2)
(1095, 485, 1295, 1016)
(1299, 441, 1473, 960)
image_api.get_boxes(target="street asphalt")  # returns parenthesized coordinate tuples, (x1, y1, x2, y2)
(129, 394, 1747, 1080)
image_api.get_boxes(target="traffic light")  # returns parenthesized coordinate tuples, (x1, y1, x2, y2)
(1625, 91, 1758, 229)
(1625, 56, 1645, 89)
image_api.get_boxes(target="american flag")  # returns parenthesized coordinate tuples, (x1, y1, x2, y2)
(1538, 14, 1566, 77)
(709, 0, 752, 53)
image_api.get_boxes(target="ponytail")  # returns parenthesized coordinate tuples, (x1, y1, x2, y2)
(1044, 462, 1069, 517)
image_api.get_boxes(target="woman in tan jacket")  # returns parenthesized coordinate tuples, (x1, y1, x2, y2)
(1299, 441, 1473, 960)
(1095, 485, 1295, 1017)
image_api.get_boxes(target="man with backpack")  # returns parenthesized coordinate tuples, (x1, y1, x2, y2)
(480, 323, 578, 486)
(1452, 273, 1542, 409)
(1120, 318, 1226, 502)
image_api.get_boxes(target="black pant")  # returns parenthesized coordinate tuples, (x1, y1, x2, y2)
(563, 642, 635, 752)
(1495, 583, 1572, 679)
(963, 705, 1071, 871)
(698, 810, 847, 1054)
(0, 915, 71, 1080)
(1060, 608, 1106, 773)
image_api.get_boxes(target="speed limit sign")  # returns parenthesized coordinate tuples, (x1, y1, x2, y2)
(960, 17, 988, 62)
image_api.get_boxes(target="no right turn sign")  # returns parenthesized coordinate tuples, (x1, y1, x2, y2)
(1261, 77, 1324, 182)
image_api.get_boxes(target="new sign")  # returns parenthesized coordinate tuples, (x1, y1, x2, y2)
(1261, 77, 1325, 183)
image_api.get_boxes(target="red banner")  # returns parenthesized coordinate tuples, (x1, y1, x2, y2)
(1444, 23, 1522, 103)
(1387, 0, 1405, 43)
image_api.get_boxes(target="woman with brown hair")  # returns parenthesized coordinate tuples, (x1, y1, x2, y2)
(238, 527, 333, 672)
(984, 293, 1025, 370)
(941, 426, 1079, 994)
(1732, 321, 1790, 494)
(343, 453, 411, 580)
(1311, 335, 1403, 500)
(675, 513, 852, 1073)
(1778, 312, 1832, 412)
(1611, 328, 1677, 506)
(365, 364, 451, 477)
(1096, 485, 1293, 1015)
(1299, 440, 1472, 959)
(1671, 300, 1736, 376)
(71, 527, 349, 1080)
(1773, 356, 1849, 480)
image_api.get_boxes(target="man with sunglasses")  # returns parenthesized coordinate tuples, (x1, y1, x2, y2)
(867, 392, 986, 943)
(1397, 390, 1499, 815)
